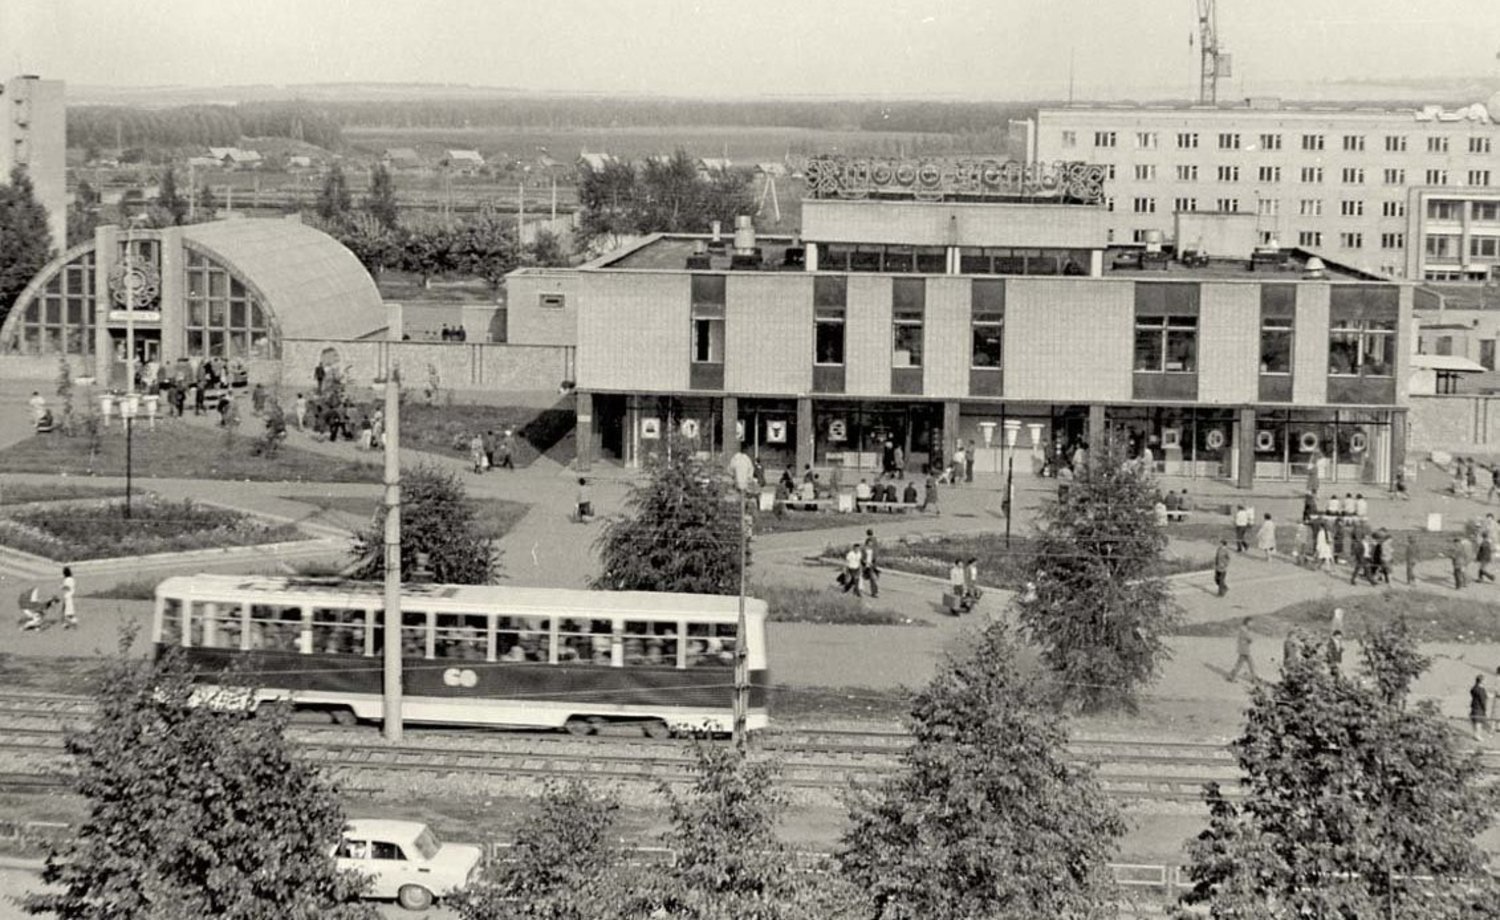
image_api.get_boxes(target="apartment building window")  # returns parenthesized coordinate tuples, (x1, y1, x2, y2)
(1299, 199, 1323, 216)
(1425, 169, 1449, 185)
(1342, 135, 1365, 152)
(813, 275, 846, 366)
(1259, 133, 1282, 150)
(1174, 197, 1198, 212)
(1384, 135, 1407, 152)
(1177, 132, 1199, 149)
(1428, 136, 1449, 153)
(1471, 136, 1492, 154)
(1427, 200, 1461, 220)
(1133, 197, 1157, 214)
(971, 282, 1004, 369)
(1475, 203, 1500, 221)
(1095, 131, 1117, 148)
(1383, 168, 1405, 185)
(1425, 235, 1460, 258)
(1329, 320, 1395, 376)
(1435, 336, 1454, 356)
(1134, 164, 1157, 181)
(1217, 165, 1239, 182)
(1136, 131, 1158, 149)
(1341, 167, 1365, 184)
(1135, 314, 1198, 373)
(891, 278, 924, 367)
(1469, 169, 1492, 187)
(1381, 200, 1406, 218)
(1380, 232, 1405, 249)
(1339, 232, 1364, 249)
(1298, 231, 1323, 247)
(1340, 200, 1364, 217)
(1131, 229, 1150, 242)
(1471, 237, 1500, 258)
(1257, 198, 1279, 216)
(1218, 132, 1241, 150)
(1261, 315, 1293, 374)
(1216, 197, 1240, 212)
(1061, 130, 1077, 148)
(1259, 231, 1277, 245)
(1257, 165, 1281, 182)
(1302, 134, 1325, 151)
(1176, 164, 1198, 181)
(690, 275, 726, 365)
(1484, 340, 1497, 371)
(1106, 165, 1117, 180)
(1106, 196, 1115, 212)
(1300, 166, 1323, 183)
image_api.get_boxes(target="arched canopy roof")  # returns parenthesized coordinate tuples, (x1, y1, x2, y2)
(180, 220, 385, 340)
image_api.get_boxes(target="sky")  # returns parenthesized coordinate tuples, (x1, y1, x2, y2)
(3, 0, 1499, 100)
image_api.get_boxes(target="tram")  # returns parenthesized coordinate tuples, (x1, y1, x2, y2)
(152, 574, 769, 736)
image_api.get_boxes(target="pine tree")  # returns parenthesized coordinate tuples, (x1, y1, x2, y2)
(839, 623, 1124, 919)
(0, 165, 55, 328)
(350, 463, 498, 585)
(1014, 438, 1180, 712)
(593, 440, 748, 595)
(157, 166, 189, 225)
(365, 163, 399, 230)
(316, 162, 353, 223)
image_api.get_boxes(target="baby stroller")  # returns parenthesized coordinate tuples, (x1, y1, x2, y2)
(17, 587, 58, 631)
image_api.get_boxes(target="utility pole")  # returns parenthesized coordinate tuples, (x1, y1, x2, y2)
(381, 314, 404, 741)
(732, 495, 750, 750)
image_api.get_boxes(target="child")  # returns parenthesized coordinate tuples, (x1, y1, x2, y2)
(1405, 533, 1418, 585)
(575, 478, 593, 523)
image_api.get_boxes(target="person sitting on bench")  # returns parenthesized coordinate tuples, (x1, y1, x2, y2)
(903, 481, 919, 505)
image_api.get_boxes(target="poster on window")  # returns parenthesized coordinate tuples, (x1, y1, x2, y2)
(765, 420, 787, 444)
(641, 417, 661, 440)
(736, 420, 746, 441)
(681, 418, 700, 439)
(828, 419, 847, 442)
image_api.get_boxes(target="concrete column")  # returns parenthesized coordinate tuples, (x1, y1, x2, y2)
(1237, 407, 1256, 490)
(1088, 404, 1107, 451)
(157, 230, 184, 364)
(943, 400, 961, 466)
(1390, 409, 1407, 487)
(575, 390, 594, 472)
(804, 243, 818, 272)
(795, 397, 814, 472)
(93, 224, 119, 381)
(721, 395, 739, 452)
(1089, 249, 1105, 277)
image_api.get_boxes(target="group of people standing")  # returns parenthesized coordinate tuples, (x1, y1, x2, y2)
(838, 530, 882, 598)
(469, 430, 517, 473)
(17, 567, 76, 632)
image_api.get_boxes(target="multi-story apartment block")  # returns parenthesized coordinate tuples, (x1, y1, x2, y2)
(0, 75, 66, 249)
(1036, 96, 1500, 281)
(509, 155, 1414, 488)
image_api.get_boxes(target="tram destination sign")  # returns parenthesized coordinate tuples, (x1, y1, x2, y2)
(804, 155, 1108, 205)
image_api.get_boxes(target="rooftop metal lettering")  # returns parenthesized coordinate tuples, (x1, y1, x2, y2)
(804, 155, 1108, 205)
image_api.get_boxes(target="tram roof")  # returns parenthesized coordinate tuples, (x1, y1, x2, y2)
(155, 574, 768, 618)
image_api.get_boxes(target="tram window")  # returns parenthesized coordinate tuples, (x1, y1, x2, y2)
(160, 598, 184, 645)
(435, 614, 486, 660)
(622, 621, 679, 667)
(369, 610, 384, 657)
(558, 618, 613, 664)
(402, 612, 429, 658)
(249, 604, 305, 652)
(312, 607, 363, 656)
(191, 603, 243, 650)
(685, 623, 737, 668)
(496, 616, 549, 662)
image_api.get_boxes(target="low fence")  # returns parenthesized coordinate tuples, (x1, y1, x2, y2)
(278, 339, 575, 394)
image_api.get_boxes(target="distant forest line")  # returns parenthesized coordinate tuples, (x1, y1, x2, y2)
(66, 98, 1040, 153)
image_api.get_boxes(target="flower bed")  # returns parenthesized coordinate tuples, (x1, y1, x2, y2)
(0, 497, 303, 561)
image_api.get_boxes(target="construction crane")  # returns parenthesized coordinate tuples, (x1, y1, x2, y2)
(1193, 0, 1231, 104)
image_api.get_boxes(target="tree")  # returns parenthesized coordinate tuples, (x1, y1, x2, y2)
(364, 163, 399, 230)
(593, 441, 748, 594)
(24, 647, 374, 919)
(1177, 646, 1500, 920)
(398, 221, 458, 288)
(0, 165, 55, 328)
(198, 183, 219, 221)
(1360, 613, 1431, 708)
(337, 211, 400, 278)
(316, 162, 353, 223)
(449, 779, 624, 920)
(525, 227, 570, 267)
(157, 166, 189, 225)
(67, 180, 101, 247)
(1013, 439, 1180, 712)
(452, 213, 520, 290)
(350, 463, 498, 585)
(839, 623, 1123, 920)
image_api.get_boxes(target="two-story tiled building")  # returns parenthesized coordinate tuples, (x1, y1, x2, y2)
(508, 155, 1414, 487)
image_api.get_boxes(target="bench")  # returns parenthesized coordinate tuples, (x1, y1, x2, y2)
(779, 498, 835, 512)
(1165, 510, 1190, 523)
(861, 501, 921, 514)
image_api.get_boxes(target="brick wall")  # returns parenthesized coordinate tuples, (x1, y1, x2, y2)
(1408, 394, 1500, 455)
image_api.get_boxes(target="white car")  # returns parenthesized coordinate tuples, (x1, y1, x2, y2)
(335, 819, 483, 911)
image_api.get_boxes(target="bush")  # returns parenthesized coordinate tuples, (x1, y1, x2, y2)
(0, 497, 301, 560)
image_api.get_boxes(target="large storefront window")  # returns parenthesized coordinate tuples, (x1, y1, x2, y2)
(1107, 406, 1235, 480)
(184, 248, 277, 359)
(5, 252, 97, 355)
(814, 401, 940, 474)
(1257, 408, 1390, 484)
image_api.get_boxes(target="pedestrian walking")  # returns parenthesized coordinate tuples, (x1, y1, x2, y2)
(1350, 533, 1377, 586)
(1302, 491, 1319, 522)
(1293, 520, 1311, 566)
(921, 474, 939, 515)
(1315, 523, 1334, 572)
(1467, 458, 1479, 497)
(1375, 530, 1393, 584)
(1452, 536, 1472, 590)
(1233, 505, 1251, 552)
(841, 543, 864, 597)
(469, 434, 485, 474)
(482, 430, 497, 470)
(498, 430, 516, 470)
(1214, 539, 1231, 597)
(953, 444, 968, 485)
(1282, 628, 1304, 671)
(27, 391, 45, 427)
(1470, 675, 1490, 741)
(60, 566, 77, 629)
(861, 529, 880, 599)
(1327, 630, 1344, 671)
(1227, 617, 1257, 682)
(1480, 532, 1497, 583)
(1405, 533, 1418, 585)
(1330, 606, 1345, 635)
(574, 478, 593, 523)
(293, 393, 307, 430)
(1394, 467, 1409, 500)
(1256, 513, 1277, 561)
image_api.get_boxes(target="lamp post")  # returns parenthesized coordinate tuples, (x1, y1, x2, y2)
(119, 392, 138, 519)
(122, 214, 147, 395)
(733, 493, 750, 751)
(1003, 419, 1021, 547)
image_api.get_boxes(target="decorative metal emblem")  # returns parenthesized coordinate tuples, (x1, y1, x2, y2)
(108, 254, 161, 310)
(804, 155, 1108, 205)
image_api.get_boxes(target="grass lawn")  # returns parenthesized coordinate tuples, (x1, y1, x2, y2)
(755, 583, 928, 627)
(281, 494, 530, 541)
(0, 497, 303, 561)
(0, 482, 139, 505)
(824, 533, 1213, 591)
(398, 399, 576, 468)
(0, 425, 381, 483)
(1174, 589, 1500, 643)
(753, 509, 932, 536)
(768, 684, 913, 723)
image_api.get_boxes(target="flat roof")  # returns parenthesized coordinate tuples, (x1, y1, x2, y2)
(600, 234, 803, 271)
(1103, 247, 1378, 282)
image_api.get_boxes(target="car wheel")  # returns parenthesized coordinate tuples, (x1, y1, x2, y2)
(397, 884, 434, 911)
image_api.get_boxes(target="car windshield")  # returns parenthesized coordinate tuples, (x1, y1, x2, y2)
(412, 827, 441, 860)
